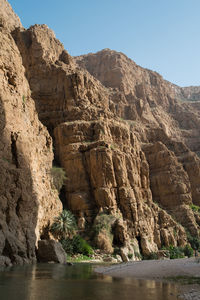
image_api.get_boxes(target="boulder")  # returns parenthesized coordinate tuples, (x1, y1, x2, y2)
(37, 240, 66, 264)
(157, 250, 170, 260)
(0, 256, 12, 267)
(120, 247, 129, 262)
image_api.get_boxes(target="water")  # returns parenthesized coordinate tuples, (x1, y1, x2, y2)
(0, 263, 180, 300)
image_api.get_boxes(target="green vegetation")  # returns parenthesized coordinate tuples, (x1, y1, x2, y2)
(50, 210, 77, 240)
(128, 253, 133, 259)
(92, 213, 116, 240)
(110, 144, 118, 150)
(143, 252, 159, 260)
(67, 254, 93, 262)
(190, 204, 200, 213)
(51, 166, 66, 192)
(167, 246, 184, 259)
(113, 247, 121, 256)
(161, 245, 193, 259)
(187, 232, 200, 251)
(61, 235, 93, 256)
(22, 95, 26, 110)
(144, 244, 194, 260)
(51, 210, 94, 257)
(183, 244, 194, 257)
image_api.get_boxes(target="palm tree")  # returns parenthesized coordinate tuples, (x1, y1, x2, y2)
(51, 210, 77, 240)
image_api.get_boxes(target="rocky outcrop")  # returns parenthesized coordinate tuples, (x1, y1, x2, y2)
(0, 0, 22, 31)
(173, 84, 200, 102)
(12, 25, 112, 137)
(11, 24, 199, 257)
(2, 0, 200, 263)
(0, 0, 62, 265)
(75, 49, 200, 247)
(37, 240, 66, 263)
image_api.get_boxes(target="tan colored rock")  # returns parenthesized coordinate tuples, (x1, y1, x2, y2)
(3, 1, 200, 263)
(0, 0, 22, 32)
(120, 247, 129, 262)
(0, 17, 62, 265)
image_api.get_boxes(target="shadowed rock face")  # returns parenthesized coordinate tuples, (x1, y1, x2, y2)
(0, 0, 62, 266)
(2, 0, 200, 261)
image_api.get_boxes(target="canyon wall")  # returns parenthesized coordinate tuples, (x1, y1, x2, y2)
(0, 0, 62, 266)
(1, 0, 200, 263)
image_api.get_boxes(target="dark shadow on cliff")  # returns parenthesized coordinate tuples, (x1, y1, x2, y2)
(0, 98, 39, 266)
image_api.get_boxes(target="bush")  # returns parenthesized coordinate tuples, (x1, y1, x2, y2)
(113, 247, 121, 256)
(187, 232, 200, 251)
(61, 235, 93, 256)
(190, 204, 200, 214)
(168, 246, 184, 259)
(183, 245, 193, 258)
(93, 214, 115, 234)
(60, 238, 74, 255)
(144, 252, 158, 260)
(72, 235, 93, 256)
(51, 166, 66, 192)
(128, 253, 133, 259)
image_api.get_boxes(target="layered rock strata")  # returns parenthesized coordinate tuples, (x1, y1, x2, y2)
(12, 23, 192, 256)
(1, 0, 200, 262)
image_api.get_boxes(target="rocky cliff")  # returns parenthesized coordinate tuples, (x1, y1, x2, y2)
(1, 0, 200, 263)
(0, 0, 62, 266)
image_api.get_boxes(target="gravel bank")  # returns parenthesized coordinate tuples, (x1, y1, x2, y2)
(95, 258, 200, 300)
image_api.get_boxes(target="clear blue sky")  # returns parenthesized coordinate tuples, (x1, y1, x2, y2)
(9, 0, 200, 87)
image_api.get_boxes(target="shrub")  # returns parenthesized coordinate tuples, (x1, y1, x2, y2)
(22, 95, 26, 110)
(187, 232, 200, 251)
(60, 238, 74, 255)
(144, 252, 158, 260)
(168, 246, 184, 259)
(113, 247, 121, 256)
(93, 213, 115, 236)
(128, 253, 133, 259)
(51, 210, 77, 239)
(190, 204, 200, 214)
(51, 166, 66, 192)
(61, 235, 93, 256)
(183, 245, 193, 257)
(92, 213, 117, 252)
(72, 235, 93, 256)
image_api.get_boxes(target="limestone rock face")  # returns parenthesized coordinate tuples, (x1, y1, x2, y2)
(11, 23, 199, 257)
(0, 3, 62, 265)
(75, 49, 200, 242)
(174, 85, 200, 102)
(0, 0, 22, 31)
(13, 25, 111, 135)
(2, 1, 200, 262)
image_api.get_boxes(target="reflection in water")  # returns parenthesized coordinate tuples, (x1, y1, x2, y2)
(0, 263, 179, 300)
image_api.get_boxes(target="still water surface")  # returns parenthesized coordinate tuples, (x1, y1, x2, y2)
(0, 263, 180, 300)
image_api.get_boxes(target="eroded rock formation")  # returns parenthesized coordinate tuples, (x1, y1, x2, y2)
(0, 0, 62, 266)
(1, 0, 200, 263)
